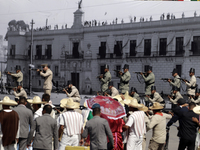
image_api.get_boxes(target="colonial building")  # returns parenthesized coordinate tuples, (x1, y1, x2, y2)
(5, 8, 200, 94)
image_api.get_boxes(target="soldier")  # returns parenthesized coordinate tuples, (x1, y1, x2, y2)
(13, 85, 28, 99)
(168, 86, 183, 108)
(107, 81, 119, 97)
(99, 64, 111, 93)
(7, 65, 23, 86)
(37, 64, 53, 95)
(146, 86, 165, 107)
(129, 87, 140, 103)
(141, 66, 155, 106)
(189, 89, 200, 105)
(118, 64, 131, 94)
(168, 68, 181, 92)
(183, 68, 197, 97)
(63, 80, 81, 102)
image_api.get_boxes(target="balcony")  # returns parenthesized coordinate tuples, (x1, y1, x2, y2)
(35, 55, 52, 60)
(7, 54, 29, 60)
(64, 54, 83, 59)
(97, 53, 122, 59)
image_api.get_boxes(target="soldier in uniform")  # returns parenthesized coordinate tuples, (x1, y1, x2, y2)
(99, 64, 111, 93)
(141, 66, 155, 107)
(107, 81, 119, 97)
(7, 65, 23, 86)
(168, 68, 181, 92)
(146, 86, 165, 107)
(118, 64, 131, 94)
(13, 85, 28, 99)
(129, 87, 140, 103)
(37, 64, 53, 95)
(63, 80, 81, 102)
(189, 88, 200, 105)
(168, 86, 183, 108)
(183, 68, 197, 97)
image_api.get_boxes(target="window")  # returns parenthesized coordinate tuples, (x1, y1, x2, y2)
(39, 80, 41, 86)
(159, 38, 167, 55)
(100, 65, 105, 75)
(72, 42, 79, 58)
(98, 42, 106, 58)
(114, 41, 123, 57)
(10, 45, 15, 56)
(176, 65, 182, 77)
(130, 40, 136, 56)
(192, 36, 200, 55)
(28, 45, 31, 57)
(36, 45, 42, 59)
(55, 66, 58, 76)
(45, 45, 52, 59)
(144, 39, 151, 56)
(176, 37, 184, 56)
(116, 65, 121, 77)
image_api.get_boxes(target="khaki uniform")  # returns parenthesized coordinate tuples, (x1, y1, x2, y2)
(67, 86, 81, 102)
(11, 71, 23, 86)
(119, 71, 131, 94)
(186, 75, 196, 96)
(133, 92, 140, 103)
(40, 69, 53, 95)
(148, 92, 165, 107)
(100, 71, 111, 92)
(170, 75, 181, 89)
(169, 91, 183, 104)
(142, 72, 155, 95)
(13, 88, 27, 99)
(110, 87, 119, 97)
(189, 96, 200, 105)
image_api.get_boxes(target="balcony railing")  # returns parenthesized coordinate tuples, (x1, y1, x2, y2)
(97, 53, 122, 59)
(35, 55, 52, 60)
(7, 55, 29, 60)
(65, 54, 83, 59)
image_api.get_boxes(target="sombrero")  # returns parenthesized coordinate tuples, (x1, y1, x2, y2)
(112, 95, 130, 106)
(193, 106, 200, 115)
(27, 96, 45, 104)
(0, 96, 17, 106)
(128, 99, 143, 108)
(138, 104, 148, 112)
(62, 98, 80, 109)
(149, 102, 164, 110)
(60, 98, 68, 108)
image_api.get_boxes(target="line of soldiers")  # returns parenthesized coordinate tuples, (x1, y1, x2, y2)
(98, 64, 199, 107)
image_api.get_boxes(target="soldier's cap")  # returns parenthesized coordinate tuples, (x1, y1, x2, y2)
(108, 81, 113, 87)
(177, 98, 186, 105)
(130, 87, 137, 93)
(123, 64, 129, 69)
(41, 64, 48, 67)
(145, 66, 152, 72)
(172, 86, 178, 91)
(195, 88, 199, 93)
(151, 86, 156, 91)
(171, 68, 177, 74)
(15, 65, 21, 70)
(104, 64, 109, 69)
(92, 103, 100, 109)
(67, 80, 72, 86)
(189, 68, 195, 73)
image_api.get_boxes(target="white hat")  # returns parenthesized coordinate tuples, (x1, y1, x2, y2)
(128, 99, 143, 108)
(0, 96, 17, 106)
(27, 96, 45, 104)
(193, 106, 200, 115)
(62, 98, 80, 109)
(60, 98, 68, 108)
(149, 102, 164, 110)
(138, 104, 148, 112)
(112, 95, 130, 106)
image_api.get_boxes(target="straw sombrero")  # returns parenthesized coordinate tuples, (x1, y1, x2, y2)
(60, 98, 68, 108)
(128, 99, 143, 108)
(124, 91, 134, 101)
(63, 98, 80, 109)
(138, 104, 148, 112)
(112, 95, 131, 106)
(0, 96, 17, 106)
(27, 96, 45, 104)
(149, 102, 164, 110)
(193, 106, 200, 115)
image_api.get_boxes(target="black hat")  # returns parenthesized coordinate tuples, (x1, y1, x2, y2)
(189, 68, 195, 73)
(15, 65, 21, 70)
(104, 64, 109, 69)
(171, 68, 177, 75)
(177, 98, 186, 105)
(172, 86, 178, 91)
(151, 86, 156, 91)
(145, 66, 152, 72)
(67, 80, 72, 86)
(130, 87, 137, 93)
(196, 88, 200, 93)
(123, 64, 129, 69)
(108, 81, 113, 87)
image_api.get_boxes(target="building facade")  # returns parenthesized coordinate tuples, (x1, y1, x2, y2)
(5, 8, 200, 94)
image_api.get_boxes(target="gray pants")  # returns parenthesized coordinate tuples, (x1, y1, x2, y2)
(18, 138, 27, 150)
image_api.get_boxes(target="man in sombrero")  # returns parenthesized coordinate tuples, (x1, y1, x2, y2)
(0, 96, 19, 150)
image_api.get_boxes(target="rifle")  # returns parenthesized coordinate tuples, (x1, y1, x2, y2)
(113, 70, 122, 74)
(133, 72, 146, 74)
(96, 74, 104, 79)
(178, 78, 190, 83)
(160, 78, 174, 82)
(30, 68, 43, 72)
(4, 71, 14, 74)
(197, 76, 200, 79)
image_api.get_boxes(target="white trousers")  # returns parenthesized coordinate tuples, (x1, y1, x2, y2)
(59, 134, 79, 150)
(127, 135, 143, 150)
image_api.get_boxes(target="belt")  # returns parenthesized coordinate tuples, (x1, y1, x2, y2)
(146, 82, 155, 86)
(160, 101, 165, 104)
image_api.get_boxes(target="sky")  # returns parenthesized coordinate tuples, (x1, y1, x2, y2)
(0, 0, 200, 45)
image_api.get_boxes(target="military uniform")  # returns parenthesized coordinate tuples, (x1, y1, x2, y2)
(148, 92, 165, 107)
(133, 92, 140, 103)
(186, 75, 196, 96)
(119, 71, 131, 94)
(13, 88, 27, 99)
(170, 75, 181, 90)
(11, 71, 23, 86)
(100, 71, 111, 92)
(40, 69, 53, 95)
(110, 86, 119, 97)
(169, 91, 183, 105)
(67, 86, 81, 102)
(142, 72, 155, 95)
